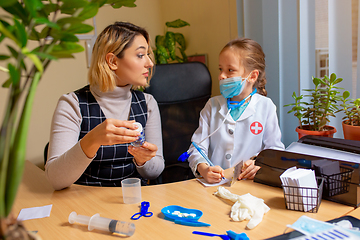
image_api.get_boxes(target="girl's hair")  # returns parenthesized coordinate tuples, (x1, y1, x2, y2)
(222, 38, 267, 96)
(88, 22, 154, 92)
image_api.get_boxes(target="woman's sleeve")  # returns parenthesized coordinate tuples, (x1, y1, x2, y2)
(45, 93, 94, 190)
(135, 95, 165, 179)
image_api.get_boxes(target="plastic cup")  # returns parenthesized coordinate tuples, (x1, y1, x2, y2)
(121, 178, 141, 204)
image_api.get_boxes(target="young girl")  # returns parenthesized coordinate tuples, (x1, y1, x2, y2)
(45, 22, 164, 190)
(187, 38, 284, 184)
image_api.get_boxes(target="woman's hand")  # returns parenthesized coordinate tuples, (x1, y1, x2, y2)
(197, 163, 224, 183)
(238, 159, 260, 180)
(80, 119, 140, 158)
(128, 142, 158, 166)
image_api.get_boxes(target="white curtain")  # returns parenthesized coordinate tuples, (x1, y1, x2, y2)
(236, 0, 356, 147)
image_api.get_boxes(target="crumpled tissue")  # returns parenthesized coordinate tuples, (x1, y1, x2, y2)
(214, 186, 270, 229)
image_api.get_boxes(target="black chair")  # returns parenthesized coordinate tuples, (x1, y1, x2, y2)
(145, 62, 212, 184)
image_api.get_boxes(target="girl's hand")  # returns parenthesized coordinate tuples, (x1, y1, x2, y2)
(197, 163, 224, 183)
(238, 159, 260, 180)
(80, 119, 140, 158)
(128, 142, 158, 166)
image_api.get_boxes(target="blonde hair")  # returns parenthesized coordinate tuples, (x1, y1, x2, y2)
(88, 22, 155, 92)
(221, 38, 267, 96)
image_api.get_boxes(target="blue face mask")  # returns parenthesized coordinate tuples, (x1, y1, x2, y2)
(219, 73, 250, 99)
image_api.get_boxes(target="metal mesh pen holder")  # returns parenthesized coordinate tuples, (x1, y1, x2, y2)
(321, 166, 353, 197)
(282, 177, 324, 213)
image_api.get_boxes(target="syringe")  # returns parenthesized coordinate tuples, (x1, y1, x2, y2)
(68, 211, 135, 236)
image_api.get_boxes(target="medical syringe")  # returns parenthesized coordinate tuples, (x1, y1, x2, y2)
(68, 211, 135, 236)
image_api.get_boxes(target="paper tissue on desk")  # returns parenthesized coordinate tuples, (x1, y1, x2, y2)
(214, 186, 270, 229)
(280, 167, 321, 212)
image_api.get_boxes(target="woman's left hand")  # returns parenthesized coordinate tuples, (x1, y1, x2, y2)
(238, 159, 260, 180)
(128, 142, 158, 166)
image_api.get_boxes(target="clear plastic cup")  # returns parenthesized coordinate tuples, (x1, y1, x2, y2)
(121, 178, 141, 204)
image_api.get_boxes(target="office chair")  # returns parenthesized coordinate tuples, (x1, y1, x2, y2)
(145, 62, 212, 184)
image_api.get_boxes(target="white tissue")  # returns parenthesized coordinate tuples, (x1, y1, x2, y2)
(214, 186, 270, 229)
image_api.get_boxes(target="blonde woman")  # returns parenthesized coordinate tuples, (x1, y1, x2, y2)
(46, 22, 164, 190)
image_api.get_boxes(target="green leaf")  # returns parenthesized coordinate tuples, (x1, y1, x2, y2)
(33, 51, 58, 61)
(14, 18, 27, 48)
(333, 77, 343, 85)
(78, 3, 99, 20)
(22, 48, 43, 73)
(108, 0, 137, 8)
(0, 21, 20, 46)
(312, 77, 320, 86)
(156, 45, 170, 60)
(5, 72, 42, 216)
(0, 55, 10, 60)
(0, 0, 17, 8)
(24, 0, 44, 17)
(66, 23, 94, 34)
(61, 0, 88, 14)
(166, 19, 190, 28)
(155, 35, 165, 47)
(2, 78, 11, 88)
(178, 47, 187, 62)
(329, 73, 337, 83)
(51, 32, 79, 42)
(49, 42, 84, 58)
(35, 17, 60, 30)
(3, 2, 29, 25)
(7, 63, 20, 85)
(174, 33, 186, 50)
(165, 31, 176, 60)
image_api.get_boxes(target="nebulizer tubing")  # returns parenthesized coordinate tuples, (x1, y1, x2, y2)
(179, 89, 257, 163)
(68, 211, 135, 236)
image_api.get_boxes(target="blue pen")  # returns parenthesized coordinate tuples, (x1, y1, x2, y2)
(192, 142, 214, 166)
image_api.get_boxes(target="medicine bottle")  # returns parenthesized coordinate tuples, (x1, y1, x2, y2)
(131, 122, 145, 147)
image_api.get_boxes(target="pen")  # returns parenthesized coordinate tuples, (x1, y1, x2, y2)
(192, 142, 225, 179)
(192, 142, 214, 166)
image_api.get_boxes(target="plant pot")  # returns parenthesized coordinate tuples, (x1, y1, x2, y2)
(342, 121, 360, 141)
(295, 125, 337, 139)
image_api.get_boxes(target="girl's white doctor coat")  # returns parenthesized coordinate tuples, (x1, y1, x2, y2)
(188, 93, 285, 177)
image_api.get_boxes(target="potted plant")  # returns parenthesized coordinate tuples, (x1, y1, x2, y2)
(284, 73, 343, 139)
(153, 19, 190, 64)
(337, 91, 360, 140)
(0, 0, 136, 239)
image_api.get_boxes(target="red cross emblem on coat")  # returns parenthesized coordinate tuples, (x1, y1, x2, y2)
(250, 121, 263, 135)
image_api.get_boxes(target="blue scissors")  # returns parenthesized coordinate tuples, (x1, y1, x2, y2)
(131, 201, 153, 220)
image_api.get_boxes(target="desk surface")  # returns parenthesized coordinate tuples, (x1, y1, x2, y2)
(13, 161, 354, 240)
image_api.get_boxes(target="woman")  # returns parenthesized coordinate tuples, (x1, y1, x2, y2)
(45, 22, 164, 190)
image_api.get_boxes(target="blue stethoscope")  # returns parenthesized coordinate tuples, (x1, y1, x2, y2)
(178, 89, 257, 163)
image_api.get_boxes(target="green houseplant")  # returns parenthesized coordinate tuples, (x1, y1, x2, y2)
(284, 73, 343, 139)
(154, 19, 190, 64)
(0, 0, 136, 238)
(337, 91, 360, 140)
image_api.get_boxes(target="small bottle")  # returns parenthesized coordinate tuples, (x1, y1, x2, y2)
(131, 122, 145, 147)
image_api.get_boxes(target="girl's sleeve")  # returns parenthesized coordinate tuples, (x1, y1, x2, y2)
(135, 95, 165, 179)
(262, 100, 285, 150)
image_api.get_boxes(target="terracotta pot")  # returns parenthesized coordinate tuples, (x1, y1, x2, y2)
(295, 125, 337, 139)
(342, 121, 360, 141)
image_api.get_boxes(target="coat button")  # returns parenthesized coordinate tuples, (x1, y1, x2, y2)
(225, 154, 231, 159)
(228, 129, 234, 135)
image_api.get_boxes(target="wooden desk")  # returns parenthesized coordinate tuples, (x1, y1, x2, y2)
(13, 161, 354, 239)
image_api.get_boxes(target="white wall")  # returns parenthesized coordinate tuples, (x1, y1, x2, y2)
(0, 0, 238, 168)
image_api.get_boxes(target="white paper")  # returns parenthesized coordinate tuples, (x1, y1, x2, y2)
(17, 204, 52, 221)
(285, 142, 360, 163)
(197, 178, 229, 187)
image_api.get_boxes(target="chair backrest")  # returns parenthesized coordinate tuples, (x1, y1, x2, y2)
(145, 62, 212, 183)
